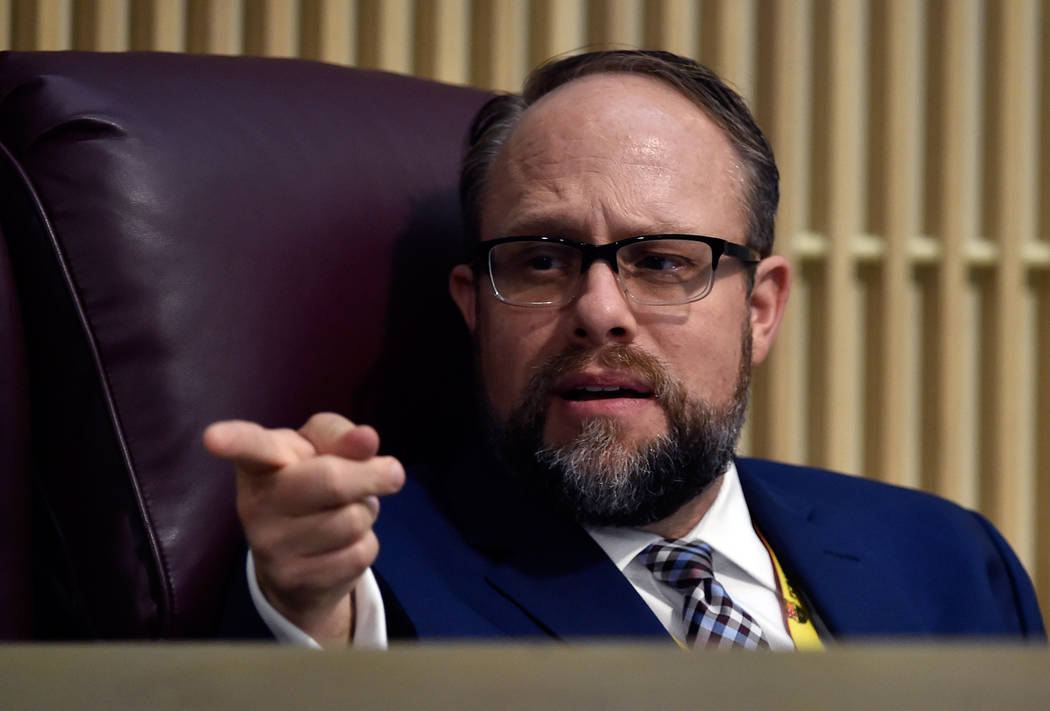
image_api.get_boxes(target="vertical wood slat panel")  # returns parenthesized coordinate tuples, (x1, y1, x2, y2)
(0, 0, 8, 49)
(358, 0, 412, 74)
(586, 0, 642, 48)
(754, 0, 811, 465)
(1038, 275, 1050, 624)
(41, 0, 73, 48)
(72, 0, 95, 48)
(10, 0, 26, 48)
(703, 0, 756, 103)
(14, 0, 72, 49)
(1043, 3, 1050, 258)
(990, 0, 1039, 563)
(143, 0, 186, 52)
(319, 0, 354, 65)
(935, 0, 981, 507)
(245, 0, 298, 57)
(86, 0, 129, 50)
(214, 0, 243, 54)
(356, 0, 378, 68)
(263, 0, 297, 57)
(470, 0, 527, 91)
(186, 0, 242, 55)
(642, 0, 698, 57)
(299, 0, 355, 64)
(821, 0, 865, 474)
(877, 0, 923, 488)
(528, 0, 585, 70)
(414, 0, 468, 84)
(1039, 0, 1050, 625)
(379, 0, 411, 72)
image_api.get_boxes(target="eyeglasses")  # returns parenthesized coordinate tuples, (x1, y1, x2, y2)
(474, 234, 761, 307)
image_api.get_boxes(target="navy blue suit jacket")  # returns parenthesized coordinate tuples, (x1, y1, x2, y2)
(368, 454, 1045, 642)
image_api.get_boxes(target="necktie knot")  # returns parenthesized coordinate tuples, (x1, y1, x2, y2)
(643, 539, 768, 650)
(645, 539, 716, 589)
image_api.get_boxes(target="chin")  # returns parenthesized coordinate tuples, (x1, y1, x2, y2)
(542, 409, 669, 451)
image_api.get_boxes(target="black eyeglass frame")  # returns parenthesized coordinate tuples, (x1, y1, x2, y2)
(472, 234, 762, 307)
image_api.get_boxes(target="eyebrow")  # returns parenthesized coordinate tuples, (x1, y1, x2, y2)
(495, 214, 691, 240)
(495, 213, 582, 237)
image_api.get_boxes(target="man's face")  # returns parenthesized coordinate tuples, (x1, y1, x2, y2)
(450, 73, 788, 524)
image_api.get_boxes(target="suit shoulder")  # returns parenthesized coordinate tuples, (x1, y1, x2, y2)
(735, 456, 1011, 558)
(737, 457, 1046, 638)
(736, 456, 968, 519)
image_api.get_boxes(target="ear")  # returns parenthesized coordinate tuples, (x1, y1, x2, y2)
(449, 264, 478, 334)
(748, 255, 791, 366)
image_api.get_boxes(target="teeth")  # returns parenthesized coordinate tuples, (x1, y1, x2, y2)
(582, 386, 623, 392)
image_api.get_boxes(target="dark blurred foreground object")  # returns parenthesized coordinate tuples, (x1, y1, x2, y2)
(2, 644, 1050, 709)
(0, 50, 488, 639)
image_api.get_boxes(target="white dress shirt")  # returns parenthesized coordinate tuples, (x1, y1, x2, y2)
(250, 461, 794, 650)
(586, 462, 794, 650)
(248, 554, 386, 649)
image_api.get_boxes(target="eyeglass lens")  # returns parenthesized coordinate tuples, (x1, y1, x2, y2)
(487, 239, 716, 306)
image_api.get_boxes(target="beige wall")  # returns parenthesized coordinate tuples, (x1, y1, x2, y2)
(4, 0, 1049, 622)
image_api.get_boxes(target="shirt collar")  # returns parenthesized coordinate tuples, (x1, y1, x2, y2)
(586, 461, 777, 591)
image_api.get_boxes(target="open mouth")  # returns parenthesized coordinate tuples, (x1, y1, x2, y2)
(560, 386, 652, 401)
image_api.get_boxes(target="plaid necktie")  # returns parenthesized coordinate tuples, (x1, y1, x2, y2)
(644, 539, 769, 650)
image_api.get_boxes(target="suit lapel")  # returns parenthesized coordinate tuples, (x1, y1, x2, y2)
(737, 458, 924, 637)
(481, 521, 668, 639)
(436, 444, 667, 640)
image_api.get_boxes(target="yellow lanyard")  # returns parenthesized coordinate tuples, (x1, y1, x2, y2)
(758, 530, 825, 651)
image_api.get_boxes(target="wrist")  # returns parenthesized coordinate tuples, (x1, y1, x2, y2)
(268, 591, 353, 648)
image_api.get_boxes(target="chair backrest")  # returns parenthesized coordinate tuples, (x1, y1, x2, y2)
(0, 219, 32, 640)
(0, 50, 490, 638)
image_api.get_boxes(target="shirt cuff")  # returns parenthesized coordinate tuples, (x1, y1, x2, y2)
(246, 551, 388, 649)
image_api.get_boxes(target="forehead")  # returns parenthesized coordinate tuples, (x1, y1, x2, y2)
(481, 73, 747, 241)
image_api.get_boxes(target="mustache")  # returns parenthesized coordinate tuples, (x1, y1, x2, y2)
(511, 345, 681, 428)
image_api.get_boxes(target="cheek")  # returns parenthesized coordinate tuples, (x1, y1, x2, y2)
(478, 337, 518, 417)
(650, 317, 746, 403)
(669, 345, 735, 402)
(476, 307, 557, 418)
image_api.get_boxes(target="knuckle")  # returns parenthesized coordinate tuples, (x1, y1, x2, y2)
(342, 503, 376, 539)
(314, 456, 351, 502)
(309, 505, 373, 551)
(302, 412, 347, 436)
(302, 412, 331, 430)
(343, 533, 379, 574)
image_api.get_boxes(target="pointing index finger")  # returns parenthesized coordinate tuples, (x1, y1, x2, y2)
(203, 420, 315, 474)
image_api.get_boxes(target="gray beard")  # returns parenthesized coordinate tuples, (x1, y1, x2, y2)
(489, 336, 751, 528)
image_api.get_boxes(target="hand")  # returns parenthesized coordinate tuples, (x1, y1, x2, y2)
(203, 413, 404, 647)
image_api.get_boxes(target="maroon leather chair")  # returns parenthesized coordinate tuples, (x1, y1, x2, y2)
(0, 216, 31, 640)
(0, 51, 489, 639)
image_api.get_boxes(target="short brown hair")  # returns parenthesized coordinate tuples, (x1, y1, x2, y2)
(459, 49, 779, 258)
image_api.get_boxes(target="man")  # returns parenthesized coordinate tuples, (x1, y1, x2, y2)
(205, 50, 1044, 649)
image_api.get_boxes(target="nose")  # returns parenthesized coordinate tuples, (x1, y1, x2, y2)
(567, 261, 637, 346)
